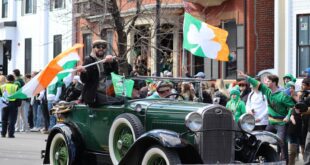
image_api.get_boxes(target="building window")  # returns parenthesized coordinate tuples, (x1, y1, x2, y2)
(25, 0, 33, 14)
(83, 33, 92, 59)
(2, 0, 8, 18)
(101, 29, 114, 55)
(25, 38, 32, 74)
(50, 0, 65, 11)
(223, 20, 238, 79)
(54, 0, 64, 8)
(297, 15, 310, 77)
(22, 0, 36, 15)
(53, 35, 62, 58)
(159, 24, 174, 73)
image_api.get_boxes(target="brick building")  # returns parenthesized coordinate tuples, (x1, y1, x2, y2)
(75, 0, 275, 79)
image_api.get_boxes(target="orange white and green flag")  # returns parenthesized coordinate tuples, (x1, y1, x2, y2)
(183, 12, 230, 61)
(9, 44, 83, 99)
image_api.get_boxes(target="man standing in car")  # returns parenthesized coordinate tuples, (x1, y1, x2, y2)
(77, 40, 122, 106)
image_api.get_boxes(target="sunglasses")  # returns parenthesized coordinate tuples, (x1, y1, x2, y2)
(95, 45, 107, 49)
(239, 84, 246, 87)
(157, 90, 168, 94)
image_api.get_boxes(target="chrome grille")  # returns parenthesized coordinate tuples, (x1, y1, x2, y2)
(200, 107, 235, 164)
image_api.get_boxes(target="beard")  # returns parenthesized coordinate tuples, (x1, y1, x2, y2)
(96, 50, 105, 58)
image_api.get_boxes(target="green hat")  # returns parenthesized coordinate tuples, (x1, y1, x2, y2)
(230, 88, 240, 96)
(145, 79, 153, 83)
(283, 73, 296, 83)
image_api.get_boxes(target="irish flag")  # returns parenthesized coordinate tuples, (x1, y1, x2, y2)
(183, 13, 230, 61)
(9, 44, 83, 99)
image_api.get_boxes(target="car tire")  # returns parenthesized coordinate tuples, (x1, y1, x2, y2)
(109, 113, 144, 165)
(254, 145, 280, 163)
(49, 133, 70, 165)
(141, 145, 181, 165)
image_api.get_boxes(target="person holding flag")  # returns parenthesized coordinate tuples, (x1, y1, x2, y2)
(77, 40, 123, 106)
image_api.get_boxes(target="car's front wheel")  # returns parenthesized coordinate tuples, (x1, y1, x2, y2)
(141, 145, 181, 165)
(49, 133, 69, 165)
(254, 145, 280, 163)
(109, 113, 144, 164)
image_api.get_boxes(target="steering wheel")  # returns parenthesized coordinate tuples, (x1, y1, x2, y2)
(165, 93, 185, 100)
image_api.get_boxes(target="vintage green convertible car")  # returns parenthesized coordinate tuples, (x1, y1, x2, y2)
(42, 98, 282, 165)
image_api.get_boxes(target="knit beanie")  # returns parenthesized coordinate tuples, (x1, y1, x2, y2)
(230, 88, 240, 96)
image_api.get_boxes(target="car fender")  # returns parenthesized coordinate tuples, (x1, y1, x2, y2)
(248, 131, 282, 162)
(119, 129, 202, 165)
(251, 131, 283, 146)
(43, 123, 83, 164)
(247, 141, 279, 162)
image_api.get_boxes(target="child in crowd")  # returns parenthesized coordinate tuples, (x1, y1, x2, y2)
(226, 88, 246, 122)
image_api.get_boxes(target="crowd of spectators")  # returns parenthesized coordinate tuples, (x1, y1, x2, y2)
(0, 64, 310, 165)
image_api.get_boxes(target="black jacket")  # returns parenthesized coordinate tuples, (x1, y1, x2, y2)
(80, 55, 118, 105)
(287, 110, 302, 137)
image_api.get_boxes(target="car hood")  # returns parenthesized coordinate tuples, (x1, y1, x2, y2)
(127, 99, 213, 113)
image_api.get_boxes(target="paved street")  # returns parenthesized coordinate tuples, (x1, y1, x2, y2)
(0, 131, 306, 165)
(0, 132, 47, 165)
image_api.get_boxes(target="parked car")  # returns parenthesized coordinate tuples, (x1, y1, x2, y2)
(42, 98, 282, 165)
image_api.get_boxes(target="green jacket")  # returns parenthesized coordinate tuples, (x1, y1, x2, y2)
(247, 76, 295, 125)
(226, 99, 246, 122)
(14, 76, 25, 88)
(226, 88, 246, 123)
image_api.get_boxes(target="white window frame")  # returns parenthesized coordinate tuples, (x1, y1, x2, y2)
(50, 0, 65, 11)
(25, 0, 33, 14)
(1, 0, 8, 18)
(22, 0, 36, 15)
(297, 14, 310, 77)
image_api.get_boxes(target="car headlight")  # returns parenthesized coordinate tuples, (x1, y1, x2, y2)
(185, 112, 202, 132)
(135, 104, 142, 112)
(238, 114, 255, 132)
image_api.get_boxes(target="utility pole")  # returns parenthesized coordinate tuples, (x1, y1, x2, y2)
(155, 0, 161, 76)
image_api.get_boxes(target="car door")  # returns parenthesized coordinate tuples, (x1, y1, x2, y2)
(88, 105, 125, 152)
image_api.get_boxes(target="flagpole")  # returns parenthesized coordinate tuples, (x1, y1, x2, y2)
(59, 59, 106, 74)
